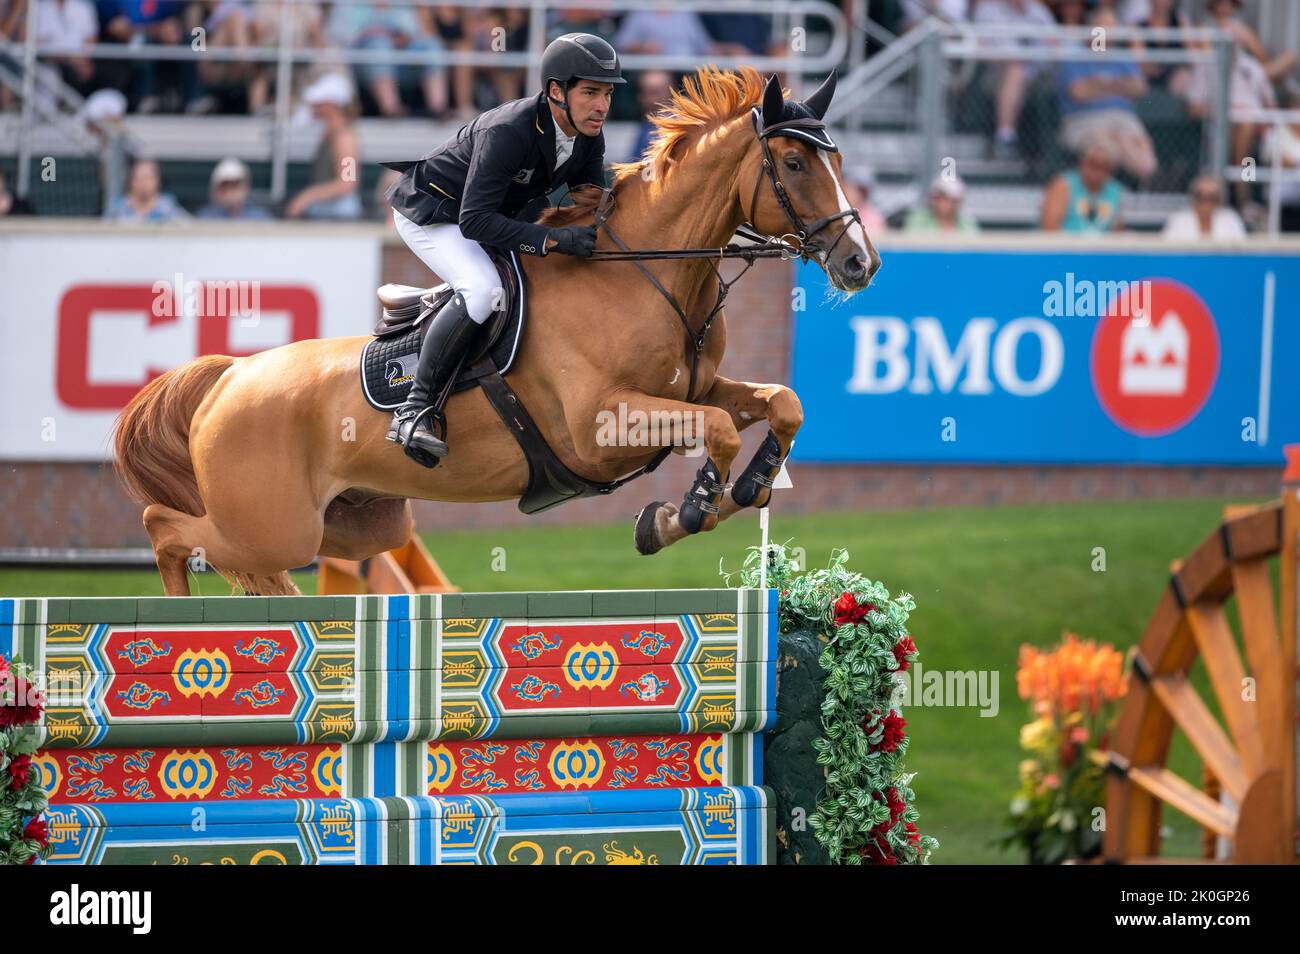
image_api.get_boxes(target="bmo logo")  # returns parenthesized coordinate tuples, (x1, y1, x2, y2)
(55, 282, 319, 410)
(1090, 279, 1219, 436)
(846, 316, 1063, 396)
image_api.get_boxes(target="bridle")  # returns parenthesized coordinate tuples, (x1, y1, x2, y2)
(584, 110, 862, 402)
(744, 114, 862, 268)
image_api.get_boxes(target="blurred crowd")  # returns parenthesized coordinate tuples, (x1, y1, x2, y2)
(0, 3, 781, 117)
(1, 0, 1298, 234)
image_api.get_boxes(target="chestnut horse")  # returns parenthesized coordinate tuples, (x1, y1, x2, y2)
(114, 67, 879, 595)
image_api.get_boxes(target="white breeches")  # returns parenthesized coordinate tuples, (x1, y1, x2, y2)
(393, 210, 502, 324)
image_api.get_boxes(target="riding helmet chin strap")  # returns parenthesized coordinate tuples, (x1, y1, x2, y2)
(546, 81, 575, 128)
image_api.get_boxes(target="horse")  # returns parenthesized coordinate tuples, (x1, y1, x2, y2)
(113, 66, 880, 596)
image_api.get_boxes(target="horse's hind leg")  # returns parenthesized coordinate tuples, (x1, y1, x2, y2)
(143, 491, 325, 596)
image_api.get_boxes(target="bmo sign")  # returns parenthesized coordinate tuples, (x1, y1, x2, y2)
(0, 229, 379, 460)
(846, 316, 1064, 397)
(792, 249, 1299, 465)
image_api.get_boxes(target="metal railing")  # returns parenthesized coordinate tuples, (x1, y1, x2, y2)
(826, 18, 1238, 223)
(1230, 108, 1300, 235)
(9, 0, 848, 205)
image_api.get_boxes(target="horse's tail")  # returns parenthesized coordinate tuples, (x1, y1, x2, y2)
(113, 354, 233, 517)
(114, 355, 300, 596)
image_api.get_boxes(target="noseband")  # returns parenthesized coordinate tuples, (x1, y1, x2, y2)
(743, 115, 863, 265)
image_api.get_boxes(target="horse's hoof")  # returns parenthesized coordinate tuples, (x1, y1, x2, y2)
(634, 501, 669, 555)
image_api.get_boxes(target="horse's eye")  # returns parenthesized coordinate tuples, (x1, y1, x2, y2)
(784, 156, 802, 172)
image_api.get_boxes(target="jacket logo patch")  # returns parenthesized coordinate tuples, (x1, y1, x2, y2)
(512, 168, 534, 184)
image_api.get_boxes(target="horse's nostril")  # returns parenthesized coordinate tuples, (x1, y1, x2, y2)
(845, 254, 867, 278)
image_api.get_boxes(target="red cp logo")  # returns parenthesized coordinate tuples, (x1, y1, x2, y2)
(56, 283, 318, 410)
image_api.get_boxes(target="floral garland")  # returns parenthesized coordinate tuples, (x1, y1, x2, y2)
(724, 544, 938, 865)
(1, 654, 51, 865)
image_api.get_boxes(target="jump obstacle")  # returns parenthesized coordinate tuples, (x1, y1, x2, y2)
(3, 588, 777, 865)
(1104, 445, 1300, 863)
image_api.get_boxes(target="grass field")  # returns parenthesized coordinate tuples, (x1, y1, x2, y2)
(0, 495, 1264, 863)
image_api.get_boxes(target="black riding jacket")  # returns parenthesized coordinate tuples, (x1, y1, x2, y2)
(383, 91, 607, 257)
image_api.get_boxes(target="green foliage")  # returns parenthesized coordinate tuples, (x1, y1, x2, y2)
(0, 656, 52, 866)
(724, 543, 939, 864)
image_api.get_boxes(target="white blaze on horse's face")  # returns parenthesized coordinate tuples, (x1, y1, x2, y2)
(815, 150, 878, 294)
(818, 151, 870, 263)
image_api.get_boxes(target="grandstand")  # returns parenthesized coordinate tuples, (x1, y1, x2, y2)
(3, 0, 1300, 233)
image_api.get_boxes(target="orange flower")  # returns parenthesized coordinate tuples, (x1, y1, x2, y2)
(1015, 632, 1127, 719)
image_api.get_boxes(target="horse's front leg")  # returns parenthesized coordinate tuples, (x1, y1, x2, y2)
(696, 376, 803, 512)
(591, 389, 742, 555)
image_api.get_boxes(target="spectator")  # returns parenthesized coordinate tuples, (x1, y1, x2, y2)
(0, 0, 25, 111)
(327, 1, 448, 117)
(1261, 105, 1300, 232)
(627, 69, 674, 162)
(460, 5, 525, 109)
(1132, 0, 1194, 98)
(700, 12, 774, 56)
(972, 0, 1057, 160)
(842, 163, 888, 235)
(99, 0, 201, 113)
(1161, 174, 1246, 239)
(905, 175, 979, 233)
(1205, 0, 1298, 85)
(34, 0, 98, 95)
(1187, 0, 1296, 214)
(613, 9, 715, 57)
(105, 158, 189, 223)
(198, 157, 272, 220)
(285, 73, 362, 220)
(246, 1, 325, 115)
(0, 166, 35, 215)
(1041, 140, 1124, 233)
(190, 1, 254, 114)
(1056, 6, 1156, 183)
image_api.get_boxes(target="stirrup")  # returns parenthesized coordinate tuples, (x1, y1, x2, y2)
(388, 405, 447, 468)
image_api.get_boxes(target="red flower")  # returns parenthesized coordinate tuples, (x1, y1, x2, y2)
(856, 819, 901, 865)
(23, 816, 48, 847)
(833, 592, 876, 627)
(9, 753, 32, 790)
(905, 822, 921, 847)
(0, 675, 44, 727)
(892, 635, 917, 672)
(0, 655, 9, 674)
(866, 710, 908, 753)
(883, 786, 906, 822)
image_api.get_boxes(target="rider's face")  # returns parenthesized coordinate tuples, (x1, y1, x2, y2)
(564, 81, 613, 136)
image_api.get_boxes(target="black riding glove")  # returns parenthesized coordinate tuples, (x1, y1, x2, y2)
(548, 225, 597, 258)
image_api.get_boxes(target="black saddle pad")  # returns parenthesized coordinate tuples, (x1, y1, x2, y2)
(360, 251, 527, 411)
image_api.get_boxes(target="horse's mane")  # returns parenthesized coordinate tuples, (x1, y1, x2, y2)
(539, 66, 769, 228)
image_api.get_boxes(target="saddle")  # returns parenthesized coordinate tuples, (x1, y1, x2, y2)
(360, 247, 671, 514)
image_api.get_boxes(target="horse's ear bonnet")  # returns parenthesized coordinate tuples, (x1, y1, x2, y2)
(751, 73, 838, 152)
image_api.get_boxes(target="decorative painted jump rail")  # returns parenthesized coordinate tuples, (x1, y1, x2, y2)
(3, 588, 777, 865)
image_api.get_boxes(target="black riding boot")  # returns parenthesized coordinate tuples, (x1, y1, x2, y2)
(387, 292, 479, 466)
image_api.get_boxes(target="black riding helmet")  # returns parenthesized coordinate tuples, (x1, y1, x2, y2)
(541, 33, 625, 128)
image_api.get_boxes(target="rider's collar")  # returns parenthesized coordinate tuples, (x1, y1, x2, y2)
(750, 106, 838, 152)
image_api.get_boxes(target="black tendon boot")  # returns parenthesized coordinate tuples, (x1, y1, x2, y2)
(387, 293, 479, 466)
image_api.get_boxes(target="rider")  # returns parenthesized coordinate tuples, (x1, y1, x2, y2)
(383, 32, 623, 465)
